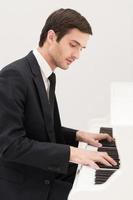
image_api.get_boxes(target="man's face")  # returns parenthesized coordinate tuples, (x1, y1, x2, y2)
(48, 28, 90, 70)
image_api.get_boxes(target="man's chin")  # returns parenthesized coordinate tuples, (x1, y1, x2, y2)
(59, 64, 70, 70)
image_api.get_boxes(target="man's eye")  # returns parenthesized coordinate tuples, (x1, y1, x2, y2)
(70, 43, 76, 47)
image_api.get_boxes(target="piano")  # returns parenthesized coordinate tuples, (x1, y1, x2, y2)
(95, 127, 120, 184)
(68, 119, 133, 200)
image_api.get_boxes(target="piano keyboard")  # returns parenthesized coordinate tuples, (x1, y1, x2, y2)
(95, 127, 120, 184)
(68, 125, 133, 200)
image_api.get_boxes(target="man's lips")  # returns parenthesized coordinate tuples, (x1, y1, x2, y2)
(66, 59, 74, 64)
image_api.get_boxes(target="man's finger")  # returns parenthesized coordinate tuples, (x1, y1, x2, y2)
(101, 152, 117, 166)
(87, 161, 100, 170)
(89, 140, 102, 147)
(97, 133, 113, 142)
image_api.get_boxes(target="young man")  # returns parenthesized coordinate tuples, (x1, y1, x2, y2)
(0, 8, 117, 200)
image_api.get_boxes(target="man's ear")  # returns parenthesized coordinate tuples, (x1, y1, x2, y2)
(47, 30, 57, 44)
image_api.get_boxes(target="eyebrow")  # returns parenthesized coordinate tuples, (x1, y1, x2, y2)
(71, 40, 86, 49)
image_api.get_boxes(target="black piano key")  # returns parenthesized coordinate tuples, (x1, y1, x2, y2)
(96, 175, 112, 180)
(97, 163, 120, 169)
(95, 170, 116, 184)
(96, 177, 111, 182)
(95, 181, 104, 184)
(96, 169, 115, 176)
(100, 127, 116, 147)
(100, 140, 116, 147)
(98, 148, 118, 153)
(96, 179, 111, 184)
(100, 127, 113, 137)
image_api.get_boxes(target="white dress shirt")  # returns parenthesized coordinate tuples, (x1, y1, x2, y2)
(33, 49, 53, 99)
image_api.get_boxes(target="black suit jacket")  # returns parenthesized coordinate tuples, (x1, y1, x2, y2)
(0, 51, 78, 200)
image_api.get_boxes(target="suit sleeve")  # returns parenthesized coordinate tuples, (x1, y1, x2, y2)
(0, 67, 70, 174)
(61, 127, 79, 147)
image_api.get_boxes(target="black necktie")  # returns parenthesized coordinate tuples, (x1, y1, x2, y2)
(48, 73, 56, 115)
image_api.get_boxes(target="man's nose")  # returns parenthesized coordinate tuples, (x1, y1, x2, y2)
(72, 49, 80, 60)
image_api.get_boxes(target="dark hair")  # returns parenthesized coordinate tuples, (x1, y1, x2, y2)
(39, 8, 92, 47)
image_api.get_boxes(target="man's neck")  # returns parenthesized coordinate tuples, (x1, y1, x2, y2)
(37, 46, 56, 72)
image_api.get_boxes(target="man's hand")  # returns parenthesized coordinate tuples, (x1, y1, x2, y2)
(76, 130, 113, 147)
(70, 146, 117, 169)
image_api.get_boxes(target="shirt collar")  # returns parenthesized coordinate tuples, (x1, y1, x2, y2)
(33, 48, 52, 79)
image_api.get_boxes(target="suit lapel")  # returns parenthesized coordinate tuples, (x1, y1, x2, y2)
(26, 51, 56, 142)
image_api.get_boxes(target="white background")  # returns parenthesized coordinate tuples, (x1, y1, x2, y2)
(0, 0, 132, 130)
